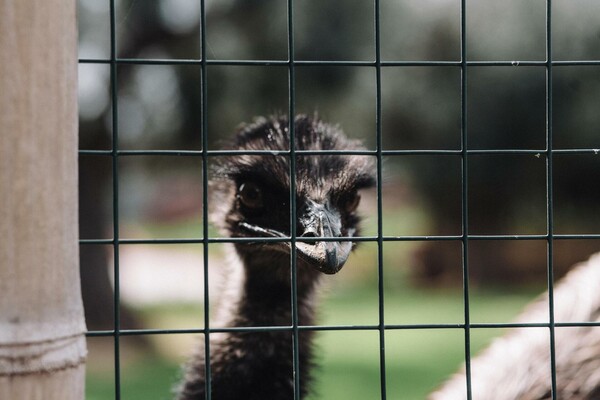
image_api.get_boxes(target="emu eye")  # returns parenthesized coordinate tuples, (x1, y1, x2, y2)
(238, 182, 264, 209)
(343, 192, 361, 213)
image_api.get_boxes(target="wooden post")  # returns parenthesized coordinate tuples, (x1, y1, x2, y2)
(0, 1, 86, 399)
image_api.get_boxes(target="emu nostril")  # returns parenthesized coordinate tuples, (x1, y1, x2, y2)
(300, 229, 319, 238)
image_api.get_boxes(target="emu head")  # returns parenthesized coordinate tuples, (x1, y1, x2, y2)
(211, 115, 375, 275)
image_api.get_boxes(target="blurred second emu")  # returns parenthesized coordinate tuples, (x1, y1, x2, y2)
(176, 115, 375, 400)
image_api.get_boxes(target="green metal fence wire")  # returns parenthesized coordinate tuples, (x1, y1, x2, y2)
(374, 0, 388, 398)
(459, 3, 473, 397)
(545, 3, 558, 398)
(78, 1, 600, 399)
(108, 0, 122, 396)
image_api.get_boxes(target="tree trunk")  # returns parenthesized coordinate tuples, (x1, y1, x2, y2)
(0, 1, 86, 399)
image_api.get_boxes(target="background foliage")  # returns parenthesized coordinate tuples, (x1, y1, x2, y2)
(78, 0, 600, 398)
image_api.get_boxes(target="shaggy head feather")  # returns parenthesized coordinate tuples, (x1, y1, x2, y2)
(210, 114, 375, 277)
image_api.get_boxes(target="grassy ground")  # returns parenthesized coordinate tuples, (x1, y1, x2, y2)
(88, 204, 540, 399)
(86, 282, 537, 400)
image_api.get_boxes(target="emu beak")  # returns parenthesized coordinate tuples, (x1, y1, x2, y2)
(295, 239, 352, 275)
(237, 199, 353, 274)
(296, 199, 352, 274)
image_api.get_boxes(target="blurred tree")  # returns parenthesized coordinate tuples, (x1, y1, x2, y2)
(78, 0, 600, 331)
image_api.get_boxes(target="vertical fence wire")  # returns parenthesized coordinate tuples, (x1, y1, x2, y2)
(374, 0, 387, 399)
(199, 0, 211, 398)
(459, 1, 473, 399)
(109, 1, 121, 399)
(545, 1, 558, 398)
(286, 1, 301, 399)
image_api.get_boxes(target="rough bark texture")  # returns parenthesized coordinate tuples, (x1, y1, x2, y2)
(0, 0, 86, 398)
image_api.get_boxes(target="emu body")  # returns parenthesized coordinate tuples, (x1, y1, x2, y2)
(429, 253, 600, 400)
(176, 115, 374, 400)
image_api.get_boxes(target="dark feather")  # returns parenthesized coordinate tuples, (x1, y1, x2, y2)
(176, 115, 375, 400)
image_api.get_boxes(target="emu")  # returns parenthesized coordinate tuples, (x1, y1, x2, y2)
(176, 115, 375, 400)
(429, 252, 600, 400)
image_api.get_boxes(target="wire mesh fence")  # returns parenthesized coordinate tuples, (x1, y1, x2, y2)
(78, 1, 600, 399)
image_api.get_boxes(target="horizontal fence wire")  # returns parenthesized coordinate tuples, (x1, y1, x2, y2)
(78, 1, 600, 399)
(79, 58, 600, 67)
(77, 148, 600, 156)
(84, 320, 600, 338)
(79, 234, 600, 246)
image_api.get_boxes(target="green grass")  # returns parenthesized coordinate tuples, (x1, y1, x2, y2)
(309, 284, 537, 399)
(86, 283, 537, 399)
(86, 357, 180, 400)
(85, 196, 545, 398)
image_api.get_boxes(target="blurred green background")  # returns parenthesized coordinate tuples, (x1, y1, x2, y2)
(84, 215, 540, 400)
(78, 0, 600, 398)
(85, 261, 537, 400)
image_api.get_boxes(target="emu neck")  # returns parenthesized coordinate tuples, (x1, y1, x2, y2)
(235, 250, 321, 328)
(177, 249, 322, 400)
(179, 249, 322, 400)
